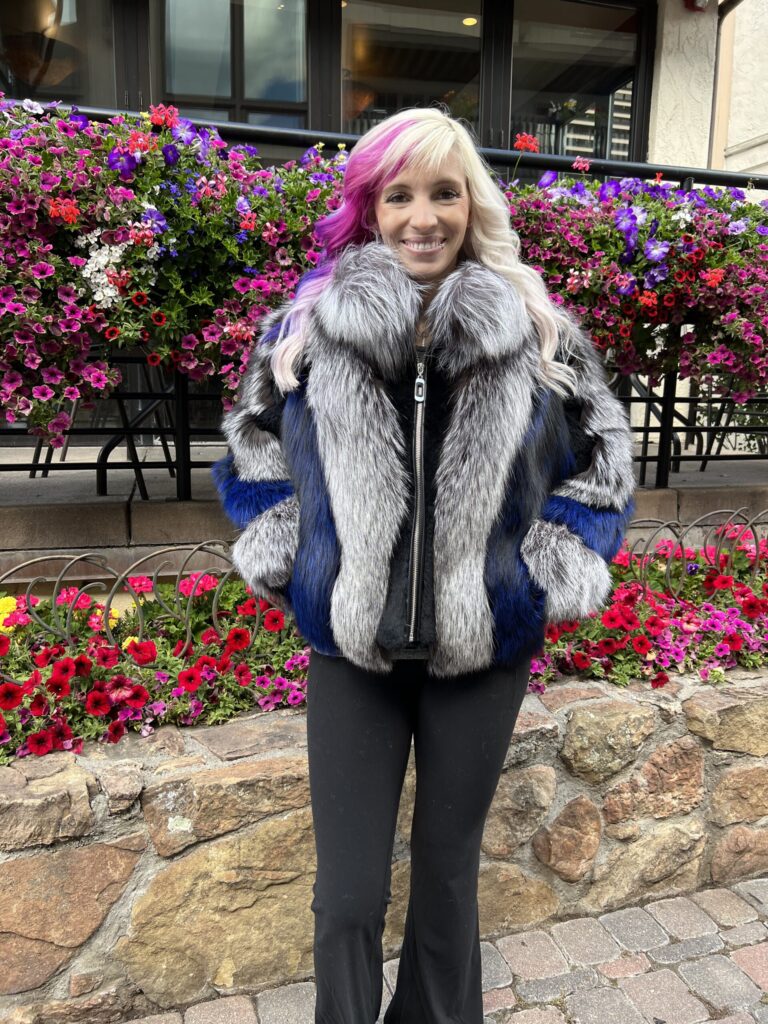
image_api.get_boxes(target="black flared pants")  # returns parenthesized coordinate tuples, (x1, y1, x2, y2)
(306, 648, 533, 1024)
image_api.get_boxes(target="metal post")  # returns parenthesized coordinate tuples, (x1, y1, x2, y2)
(656, 367, 678, 489)
(174, 369, 192, 500)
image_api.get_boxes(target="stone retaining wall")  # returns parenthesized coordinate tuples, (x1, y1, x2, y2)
(3, 671, 768, 1024)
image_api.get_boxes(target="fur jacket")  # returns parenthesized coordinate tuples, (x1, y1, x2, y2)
(212, 240, 636, 678)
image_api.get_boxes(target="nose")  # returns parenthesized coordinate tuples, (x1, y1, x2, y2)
(408, 198, 440, 233)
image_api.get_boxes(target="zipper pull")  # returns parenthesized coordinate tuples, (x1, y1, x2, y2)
(414, 361, 426, 402)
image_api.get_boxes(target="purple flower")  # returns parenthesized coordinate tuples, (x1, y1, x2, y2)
(162, 143, 180, 166)
(171, 119, 197, 145)
(39, 171, 62, 191)
(107, 147, 138, 181)
(31, 384, 54, 401)
(141, 207, 168, 233)
(47, 411, 71, 433)
(537, 170, 558, 189)
(597, 180, 622, 202)
(41, 366, 65, 384)
(644, 238, 671, 262)
(30, 262, 55, 279)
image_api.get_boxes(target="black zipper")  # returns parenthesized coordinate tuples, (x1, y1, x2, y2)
(406, 343, 430, 644)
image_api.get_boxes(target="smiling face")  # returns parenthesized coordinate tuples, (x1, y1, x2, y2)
(372, 149, 471, 285)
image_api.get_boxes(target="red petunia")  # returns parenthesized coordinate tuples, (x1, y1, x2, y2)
(74, 654, 93, 677)
(0, 634, 9, 657)
(741, 596, 763, 620)
(27, 729, 54, 756)
(125, 684, 150, 709)
(0, 712, 7, 735)
(632, 635, 653, 656)
(46, 677, 71, 700)
(236, 598, 259, 617)
(601, 608, 625, 630)
(226, 627, 251, 651)
(234, 664, 252, 687)
(126, 639, 157, 666)
(131, 291, 149, 306)
(651, 671, 669, 689)
(33, 646, 55, 668)
(263, 609, 285, 633)
(150, 310, 167, 326)
(173, 638, 194, 658)
(49, 719, 74, 748)
(200, 627, 221, 645)
(29, 693, 49, 717)
(178, 667, 202, 692)
(572, 651, 592, 670)
(107, 720, 126, 743)
(94, 646, 120, 668)
(85, 689, 111, 716)
(0, 682, 23, 711)
(22, 669, 41, 695)
(105, 326, 121, 340)
(50, 657, 76, 683)
(147, 352, 162, 367)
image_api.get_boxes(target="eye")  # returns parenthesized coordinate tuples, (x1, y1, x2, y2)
(385, 189, 461, 203)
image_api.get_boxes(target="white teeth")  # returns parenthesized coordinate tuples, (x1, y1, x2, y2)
(403, 240, 445, 251)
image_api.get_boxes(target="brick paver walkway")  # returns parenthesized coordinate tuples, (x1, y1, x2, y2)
(123, 879, 768, 1024)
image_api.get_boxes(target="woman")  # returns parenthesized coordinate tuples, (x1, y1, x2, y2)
(213, 106, 635, 1024)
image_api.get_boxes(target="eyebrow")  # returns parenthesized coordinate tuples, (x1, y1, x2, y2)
(383, 178, 464, 191)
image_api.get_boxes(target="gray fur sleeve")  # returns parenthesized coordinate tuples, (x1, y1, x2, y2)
(520, 312, 636, 624)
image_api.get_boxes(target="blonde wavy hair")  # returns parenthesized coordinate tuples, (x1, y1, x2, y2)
(268, 104, 580, 398)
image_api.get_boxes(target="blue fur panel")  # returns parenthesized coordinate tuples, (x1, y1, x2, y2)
(540, 493, 637, 563)
(281, 386, 341, 656)
(211, 453, 294, 530)
(485, 390, 552, 665)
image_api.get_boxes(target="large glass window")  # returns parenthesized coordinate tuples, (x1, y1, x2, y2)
(341, 0, 481, 136)
(165, 0, 231, 98)
(243, 0, 305, 103)
(0, 0, 116, 106)
(511, 0, 638, 166)
(159, 0, 307, 126)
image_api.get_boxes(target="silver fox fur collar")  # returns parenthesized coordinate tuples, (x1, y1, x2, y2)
(308, 240, 538, 379)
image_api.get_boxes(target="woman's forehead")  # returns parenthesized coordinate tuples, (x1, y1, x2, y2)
(382, 153, 466, 191)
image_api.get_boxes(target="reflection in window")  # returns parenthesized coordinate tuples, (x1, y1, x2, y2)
(341, 0, 481, 136)
(165, 0, 231, 98)
(244, 0, 305, 103)
(247, 110, 306, 128)
(0, 0, 116, 105)
(511, 0, 637, 168)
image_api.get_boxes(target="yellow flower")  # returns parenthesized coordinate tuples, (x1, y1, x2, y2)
(121, 634, 140, 651)
(0, 596, 17, 634)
